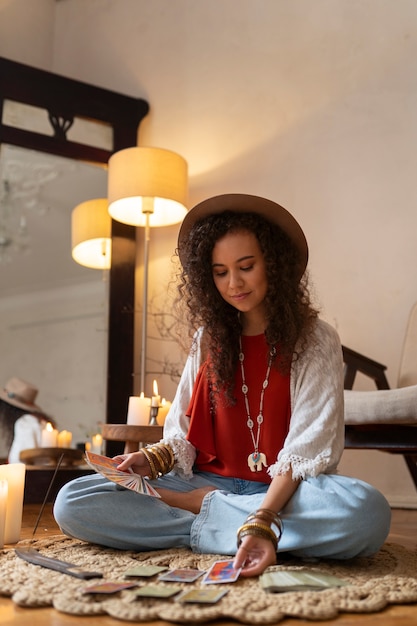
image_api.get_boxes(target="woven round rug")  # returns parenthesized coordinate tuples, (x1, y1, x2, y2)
(1, 536, 417, 623)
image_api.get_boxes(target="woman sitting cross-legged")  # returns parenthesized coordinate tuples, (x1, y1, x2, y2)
(54, 193, 391, 577)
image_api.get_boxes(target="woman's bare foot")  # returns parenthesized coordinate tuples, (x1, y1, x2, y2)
(156, 486, 217, 514)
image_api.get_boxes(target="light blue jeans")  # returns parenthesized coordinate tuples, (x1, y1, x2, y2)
(53, 470, 391, 559)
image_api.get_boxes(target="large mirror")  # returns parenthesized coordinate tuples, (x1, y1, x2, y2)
(0, 57, 149, 454)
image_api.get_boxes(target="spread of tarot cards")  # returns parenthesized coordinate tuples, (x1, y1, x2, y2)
(81, 560, 241, 605)
(80, 555, 348, 606)
(84, 451, 160, 497)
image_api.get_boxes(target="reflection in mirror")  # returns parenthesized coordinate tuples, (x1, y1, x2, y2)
(0, 144, 109, 447)
(0, 56, 150, 456)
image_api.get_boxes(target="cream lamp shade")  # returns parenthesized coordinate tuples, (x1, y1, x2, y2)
(107, 146, 188, 226)
(71, 198, 112, 269)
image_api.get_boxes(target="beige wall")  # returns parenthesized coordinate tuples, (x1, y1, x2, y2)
(0, 0, 55, 68)
(1, 0, 416, 505)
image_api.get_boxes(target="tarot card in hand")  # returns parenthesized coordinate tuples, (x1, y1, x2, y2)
(201, 559, 241, 584)
(85, 451, 160, 497)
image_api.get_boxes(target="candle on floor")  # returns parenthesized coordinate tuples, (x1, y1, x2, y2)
(0, 463, 26, 544)
(127, 393, 151, 425)
(41, 422, 58, 447)
(0, 479, 8, 549)
(57, 430, 72, 448)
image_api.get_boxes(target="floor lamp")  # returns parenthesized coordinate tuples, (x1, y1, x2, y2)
(71, 198, 112, 269)
(107, 146, 188, 395)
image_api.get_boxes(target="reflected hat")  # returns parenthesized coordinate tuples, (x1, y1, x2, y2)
(0, 377, 43, 412)
(177, 193, 308, 277)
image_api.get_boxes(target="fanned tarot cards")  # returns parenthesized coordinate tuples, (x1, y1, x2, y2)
(85, 451, 160, 497)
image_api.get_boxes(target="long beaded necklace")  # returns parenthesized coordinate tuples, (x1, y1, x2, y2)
(238, 337, 276, 472)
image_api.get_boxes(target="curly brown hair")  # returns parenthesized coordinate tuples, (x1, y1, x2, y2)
(175, 210, 318, 402)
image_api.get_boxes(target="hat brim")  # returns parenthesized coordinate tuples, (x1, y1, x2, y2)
(178, 194, 308, 276)
(0, 389, 43, 413)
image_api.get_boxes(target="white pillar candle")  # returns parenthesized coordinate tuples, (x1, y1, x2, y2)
(90, 434, 103, 454)
(127, 393, 151, 425)
(57, 430, 72, 448)
(41, 422, 58, 447)
(0, 463, 26, 544)
(0, 479, 8, 549)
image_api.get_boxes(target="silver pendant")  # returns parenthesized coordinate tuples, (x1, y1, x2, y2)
(247, 451, 267, 472)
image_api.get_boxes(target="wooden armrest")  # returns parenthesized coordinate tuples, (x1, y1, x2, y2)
(342, 345, 390, 390)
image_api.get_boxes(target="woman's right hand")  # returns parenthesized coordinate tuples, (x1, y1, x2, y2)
(113, 451, 151, 477)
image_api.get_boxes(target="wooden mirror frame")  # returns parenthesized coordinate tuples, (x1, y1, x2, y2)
(0, 57, 149, 454)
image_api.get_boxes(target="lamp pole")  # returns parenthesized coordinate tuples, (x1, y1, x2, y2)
(140, 206, 152, 394)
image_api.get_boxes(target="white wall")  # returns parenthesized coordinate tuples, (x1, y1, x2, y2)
(51, 0, 417, 378)
(0, 282, 108, 446)
(1, 0, 416, 505)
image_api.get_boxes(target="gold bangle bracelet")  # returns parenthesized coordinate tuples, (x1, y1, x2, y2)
(161, 442, 175, 468)
(237, 521, 278, 550)
(144, 444, 175, 476)
(148, 446, 168, 475)
(153, 444, 174, 472)
(141, 447, 159, 480)
(238, 521, 277, 541)
(238, 527, 277, 551)
(246, 510, 283, 541)
(247, 508, 281, 525)
(148, 444, 174, 474)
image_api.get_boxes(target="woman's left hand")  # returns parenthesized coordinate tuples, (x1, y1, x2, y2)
(233, 534, 277, 577)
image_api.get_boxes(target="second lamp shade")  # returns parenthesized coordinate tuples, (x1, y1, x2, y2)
(71, 198, 112, 269)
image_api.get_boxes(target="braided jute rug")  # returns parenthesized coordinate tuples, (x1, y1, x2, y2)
(1, 536, 417, 623)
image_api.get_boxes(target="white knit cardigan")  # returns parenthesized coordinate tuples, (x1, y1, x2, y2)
(162, 319, 345, 481)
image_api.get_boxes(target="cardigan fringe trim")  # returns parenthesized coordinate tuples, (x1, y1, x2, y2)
(267, 452, 331, 481)
(162, 437, 195, 479)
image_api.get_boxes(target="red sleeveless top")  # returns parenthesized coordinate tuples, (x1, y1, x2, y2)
(186, 334, 291, 483)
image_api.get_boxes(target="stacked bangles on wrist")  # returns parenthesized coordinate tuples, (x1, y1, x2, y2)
(237, 508, 283, 551)
(141, 443, 175, 480)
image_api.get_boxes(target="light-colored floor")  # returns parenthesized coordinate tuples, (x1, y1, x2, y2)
(1, 505, 417, 626)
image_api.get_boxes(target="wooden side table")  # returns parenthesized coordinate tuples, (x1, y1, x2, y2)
(20, 448, 93, 503)
(101, 424, 163, 453)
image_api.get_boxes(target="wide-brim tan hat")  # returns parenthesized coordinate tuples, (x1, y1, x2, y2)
(178, 193, 308, 277)
(0, 376, 43, 413)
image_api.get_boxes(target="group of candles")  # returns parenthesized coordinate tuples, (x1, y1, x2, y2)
(0, 463, 26, 548)
(40, 423, 103, 453)
(0, 425, 104, 548)
(127, 380, 172, 426)
(40, 423, 73, 448)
